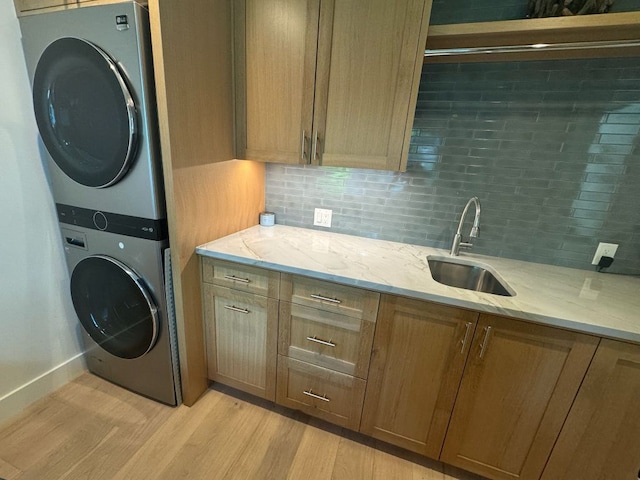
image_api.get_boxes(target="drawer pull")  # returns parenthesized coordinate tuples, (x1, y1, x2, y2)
(306, 336, 336, 348)
(223, 274, 250, 284)
(303, 389, 330, 402)
(460, 321, 473, 354)
(224, 305, 250, 314)
(310, 294, 341, 305)
(479, 326, 493, 359)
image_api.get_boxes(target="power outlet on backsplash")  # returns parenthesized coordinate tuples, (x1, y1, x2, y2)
(313, 208, 332, 228)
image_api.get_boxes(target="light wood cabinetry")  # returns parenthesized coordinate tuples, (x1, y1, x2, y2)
(360, 295, 479, 459)
(541, 338, 640, 480)
(440, 314, 599, 480)
(276, 274, 379, 429)
(234, 0, 432, 171)
(202, 259, 279, 401)
(14, 0, 99, 14)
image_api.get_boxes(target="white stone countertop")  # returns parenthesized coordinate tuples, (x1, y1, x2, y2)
(196, 225, 640, 344)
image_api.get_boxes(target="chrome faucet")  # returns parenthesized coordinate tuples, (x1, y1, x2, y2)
(450, 197, 481, 256)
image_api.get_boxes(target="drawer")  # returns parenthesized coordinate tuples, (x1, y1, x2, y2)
(281, 274, 379, 319)
(276, 356, 366, 431)
(203, 284, 278, 400)
(279, 302, 375, 379)
(201, 257, 280, 298)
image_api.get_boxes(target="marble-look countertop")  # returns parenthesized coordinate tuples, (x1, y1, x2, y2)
(196, 225, 640, 344)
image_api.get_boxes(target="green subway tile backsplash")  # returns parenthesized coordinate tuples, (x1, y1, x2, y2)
(265, 58, 640, 274)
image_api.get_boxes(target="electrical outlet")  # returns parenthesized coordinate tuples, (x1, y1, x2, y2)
(313, 208, 332, 228)
(591, 242, 618, 265)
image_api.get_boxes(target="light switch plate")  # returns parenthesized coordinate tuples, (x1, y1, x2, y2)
(313, 208, 332, 228)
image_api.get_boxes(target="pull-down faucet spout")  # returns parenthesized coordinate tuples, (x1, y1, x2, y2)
(450, 197, 481, 256)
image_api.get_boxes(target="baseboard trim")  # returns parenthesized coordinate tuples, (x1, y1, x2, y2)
(0, 353, 86, 426)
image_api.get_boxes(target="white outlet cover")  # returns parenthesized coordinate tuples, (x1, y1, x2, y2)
(314, 208, 332, 228)
(591, 242, 619, 265)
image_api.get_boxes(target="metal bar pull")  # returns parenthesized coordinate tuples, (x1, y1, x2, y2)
(460, 322, 473, 354)
(306, 336, 336, 348)
(301, 130, 308, 162)
(223, 274, 250, 284)
(479, 326, 493, 359)
(310, 294, 341, 304)
(303, 389, 330, 402)
(311, 130, 319, 162)
(224, 305, 250, 314)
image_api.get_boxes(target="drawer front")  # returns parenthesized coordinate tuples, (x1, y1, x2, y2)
(279, 302, 375, 378)
(276, 356, 366, 430)
(281, 274, 379, 319)
(203, 284, 278, 401)
(201, 257, 280, 298)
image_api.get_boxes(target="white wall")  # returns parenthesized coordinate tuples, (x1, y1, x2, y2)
(0, 0, 85, 425)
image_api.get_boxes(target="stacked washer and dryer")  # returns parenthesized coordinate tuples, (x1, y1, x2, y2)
(20, 1, 181, 405)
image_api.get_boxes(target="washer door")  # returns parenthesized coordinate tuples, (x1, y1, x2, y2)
(71, 255, 159, 359)
(33, 37, 137, 188)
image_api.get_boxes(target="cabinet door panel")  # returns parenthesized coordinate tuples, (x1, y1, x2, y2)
(440, 314, 599, 480)
(542, 339, 640, 480)
(360, 295, 478, 458)
(203, 284, 278, 400)
(235, 0, 319, 163)
(313, 0, 431, 170)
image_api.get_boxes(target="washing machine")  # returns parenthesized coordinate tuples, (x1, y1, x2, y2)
(19, 1, 165, 220)
(60, 213, 181, 406)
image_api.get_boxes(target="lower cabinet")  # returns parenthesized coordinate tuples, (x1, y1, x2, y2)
(203, 284, 278, 401)
(359, 295, 479, 458)
(541, 338, 640, 480)
(439, 314, 599, 480)
(199, 258, 631, 480)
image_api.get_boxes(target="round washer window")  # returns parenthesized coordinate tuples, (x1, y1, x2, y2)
(33, 37, 137, 188)
(71, 255, 158, 359)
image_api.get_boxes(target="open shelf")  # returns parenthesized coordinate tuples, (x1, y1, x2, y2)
(424, 11, 640, 62)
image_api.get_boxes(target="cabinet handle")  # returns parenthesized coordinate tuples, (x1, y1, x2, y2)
(303, 389, 330, 402)
(306, 336, 336, 348)
(479, 326, 493, 359)
(310, 294, 341, 305)
(223, 305, 250, 314)
(311, 130, 319, 162)
(223, 274, 250, 284)
(301, 130, 308, 162)
(460, 321, 473, 354)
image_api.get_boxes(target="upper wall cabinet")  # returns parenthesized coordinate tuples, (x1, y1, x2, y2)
(234, 0, 433, 171)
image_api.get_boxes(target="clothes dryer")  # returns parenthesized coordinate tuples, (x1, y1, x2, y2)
(60, 211, 180, 406)
(20, 1, 165, 220)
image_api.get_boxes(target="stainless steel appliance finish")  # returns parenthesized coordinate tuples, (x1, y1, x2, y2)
(450, 196, 481, 256)
(61, 223, 180, 405)
(19, 1, 165, 220)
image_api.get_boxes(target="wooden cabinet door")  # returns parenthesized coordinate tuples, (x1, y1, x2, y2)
(440, 314, 599, 480)
(541, 339, 640, 480)
(360, 295, 478, 458)
(203, 284, 278, 401)
(234, 0, 319, 164)
(312, 0, 432, 171)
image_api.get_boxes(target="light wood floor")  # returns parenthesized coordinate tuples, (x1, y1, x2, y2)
(0, 373, 484, 479)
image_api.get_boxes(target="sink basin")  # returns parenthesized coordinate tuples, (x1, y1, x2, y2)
(427, 256, 515, 297)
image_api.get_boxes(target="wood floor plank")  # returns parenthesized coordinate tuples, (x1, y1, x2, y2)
(154, 390, 270, 479)
(0, 456, 22, 480)
(111, 389, 225, 480)
(0, 374, 484, 480)
(287, 418, 342, 480)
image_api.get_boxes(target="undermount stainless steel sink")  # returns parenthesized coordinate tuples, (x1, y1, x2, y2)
(427, 256, 515, 297)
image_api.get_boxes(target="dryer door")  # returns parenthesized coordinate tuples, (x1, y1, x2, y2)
(71, 255, 159, 359)
(32, 37, 137, 188)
